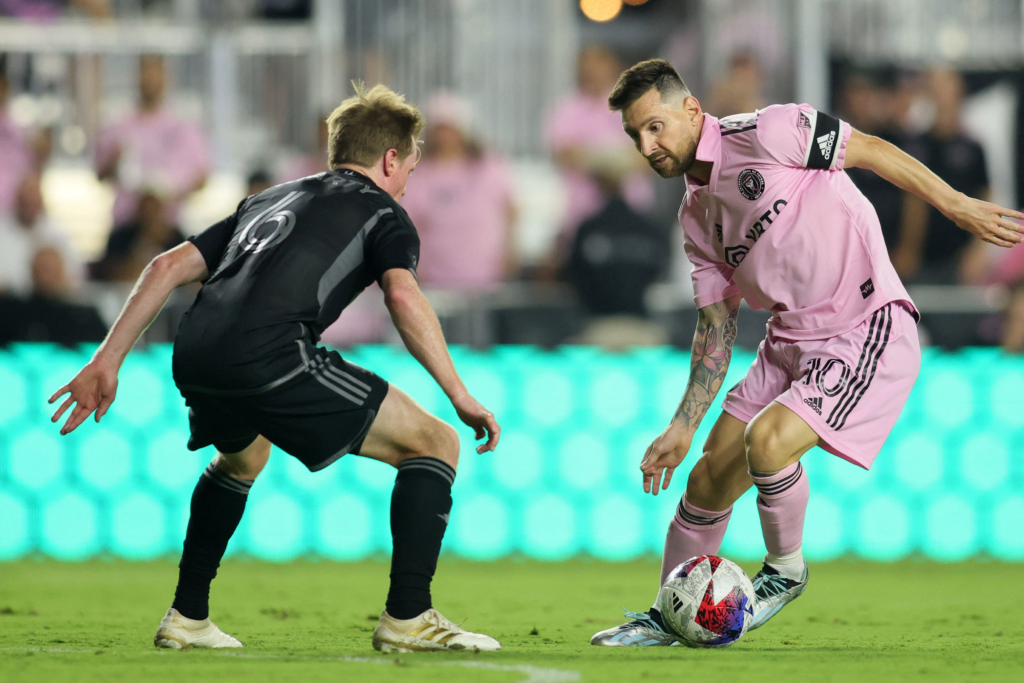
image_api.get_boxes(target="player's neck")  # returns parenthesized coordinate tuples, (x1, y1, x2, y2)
(336, 163, 383, 186)
(685, 160, 713, 185)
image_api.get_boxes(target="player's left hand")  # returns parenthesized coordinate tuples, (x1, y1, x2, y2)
(641, 421, 693, 496)
(452, 393, 501, 453)
(949, 195, 1024, 247)
(48, 359, 119, 435)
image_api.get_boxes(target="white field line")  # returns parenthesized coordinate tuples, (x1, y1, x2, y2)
(0, 647, 582, 683)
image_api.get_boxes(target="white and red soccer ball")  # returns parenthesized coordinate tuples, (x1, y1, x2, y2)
(657, 555, 755, 648)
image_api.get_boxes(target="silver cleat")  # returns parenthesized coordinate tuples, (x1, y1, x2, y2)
(590, 610, 679, 647)
(749, 563, 809, 630)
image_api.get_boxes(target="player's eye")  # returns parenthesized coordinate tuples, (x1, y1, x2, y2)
(651, 123, 662, 133)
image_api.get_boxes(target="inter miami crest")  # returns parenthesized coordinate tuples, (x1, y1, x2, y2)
(724, 245, 749, 268)
(737, 169, 764, 200)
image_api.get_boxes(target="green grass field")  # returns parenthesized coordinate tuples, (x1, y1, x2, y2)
(1, 558, 1022, 682)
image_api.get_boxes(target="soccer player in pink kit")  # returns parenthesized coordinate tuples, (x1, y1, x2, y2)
(591, 60, 1024, 646)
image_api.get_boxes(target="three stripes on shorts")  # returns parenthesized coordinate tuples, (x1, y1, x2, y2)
(826, 305, 892, 431)
(298, 342, 372, 406)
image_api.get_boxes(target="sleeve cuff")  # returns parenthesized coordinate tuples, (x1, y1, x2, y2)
(693, 284, 742, 309)
(374, 263, 418, 283)
(833, 121, 852, 171)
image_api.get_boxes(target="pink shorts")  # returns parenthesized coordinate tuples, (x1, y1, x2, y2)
(722, 302, 920, 469)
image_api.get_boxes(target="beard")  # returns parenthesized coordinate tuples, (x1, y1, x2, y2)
(647, 140, 698, 179)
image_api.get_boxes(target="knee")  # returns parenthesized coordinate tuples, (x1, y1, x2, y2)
(213, 453, 267, 481)
(214, 442, 270, 481)
(686, 457, 715, 499)
(432, 421, 460, 469)
(408, 419, 460, 470)
(744, 418, 784, 474)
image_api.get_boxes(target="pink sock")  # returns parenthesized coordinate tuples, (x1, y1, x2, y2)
(659, 495, 732, 586)
(750, 462, 809, 556)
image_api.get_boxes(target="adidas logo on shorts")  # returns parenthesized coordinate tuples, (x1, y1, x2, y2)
(804, 396, 823, 415)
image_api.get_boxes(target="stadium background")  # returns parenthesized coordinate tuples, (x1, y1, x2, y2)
(1, 0, 1024, 569)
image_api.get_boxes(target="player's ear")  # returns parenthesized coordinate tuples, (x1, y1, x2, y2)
(683, 95, 702, 123)
(383, 148, 399, 177)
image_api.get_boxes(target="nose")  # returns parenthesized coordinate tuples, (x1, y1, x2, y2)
(639, 133, 658, 158)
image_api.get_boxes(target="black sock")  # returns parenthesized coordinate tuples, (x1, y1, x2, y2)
(385, 457, 455, 620)
(171, 463, 253, 620)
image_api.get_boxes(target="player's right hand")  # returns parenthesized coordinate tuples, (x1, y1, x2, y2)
(641, 421, 693, 495)
(48, 359, 119, 435)
(949, 195, 1024, 247)
(451, 393, 501, 454)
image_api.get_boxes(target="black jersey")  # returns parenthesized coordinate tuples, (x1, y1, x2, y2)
(172, 170, 419, 391)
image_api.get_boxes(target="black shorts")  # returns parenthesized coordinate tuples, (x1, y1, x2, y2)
(177, 345, 389, 472)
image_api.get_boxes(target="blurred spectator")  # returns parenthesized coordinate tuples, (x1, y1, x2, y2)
(0, 247, 107, 347)
(257, 0, 311, 20)
(95, 55, 210, 229)
(1001, 283, 1024, 353)
(0, 57, 32, 217)
(980, 224, 1024, 352)
(705, 51, 766, 118)
(92, 190, 185, 282)
(0, 0, 111, 19)
(894, 68, 990, 284)
(281, 115, 329, 181)
(401, 93, 517, 290)
(246, 169, 275, 196)
(30, 126, 55, 170)
(566, 150, 670, 350)
(544, 45, 653, 260)
(0, 172, 83, 295)
(839, 72, 906, 250)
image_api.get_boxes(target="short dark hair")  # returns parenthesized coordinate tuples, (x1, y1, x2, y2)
(608, 59, 690, 111)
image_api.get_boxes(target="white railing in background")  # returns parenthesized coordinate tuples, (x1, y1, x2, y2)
(828, 0, 1024, 66)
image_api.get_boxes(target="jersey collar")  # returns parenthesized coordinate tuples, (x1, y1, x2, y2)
(336, 168, 380, 189)
(684, 113, 722, 203)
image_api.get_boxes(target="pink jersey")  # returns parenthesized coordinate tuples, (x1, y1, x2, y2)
(545, 93, 654, 234)
(400, 154, 514, 290)
(95, 109, 211, 227)
(0, 112, 31, 214)
(680, 105, 916, 340)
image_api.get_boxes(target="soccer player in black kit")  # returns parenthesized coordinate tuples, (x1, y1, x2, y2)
(49, 84, 502, 653)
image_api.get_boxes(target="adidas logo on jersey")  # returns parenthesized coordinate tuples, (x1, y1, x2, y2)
(817, 131, 836, 161)
(804, 396, 823, 415)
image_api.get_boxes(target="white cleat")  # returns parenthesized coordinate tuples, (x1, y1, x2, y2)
(372, 608, 501, 653)
(154, 608, 243, 650)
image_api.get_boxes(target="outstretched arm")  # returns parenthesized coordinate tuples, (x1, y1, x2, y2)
(845, 130, 1024, 247)
(640, 295, 742, 494)
(381, 268, 500, 452)
(49, 242, 209, 434)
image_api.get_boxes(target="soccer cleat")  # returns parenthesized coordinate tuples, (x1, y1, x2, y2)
(748, 563, 809, 630)
(372, 608, 501, 653)
(153, 608, 243, 649)
(590, 609, 679, 647)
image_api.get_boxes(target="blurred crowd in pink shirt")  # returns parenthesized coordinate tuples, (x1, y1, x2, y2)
(401, 94, 516, 291)
(0, 74, 31, 215)
(94, 55, 209, 228)
(544, 46, 653, 247)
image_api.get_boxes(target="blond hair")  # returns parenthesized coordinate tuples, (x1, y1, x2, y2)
(326, 82, 425, 169)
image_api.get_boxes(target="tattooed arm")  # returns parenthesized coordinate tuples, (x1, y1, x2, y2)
(640, 294, 742, 495)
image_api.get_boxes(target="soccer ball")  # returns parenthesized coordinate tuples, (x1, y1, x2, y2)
(657, 555, 755, 648)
